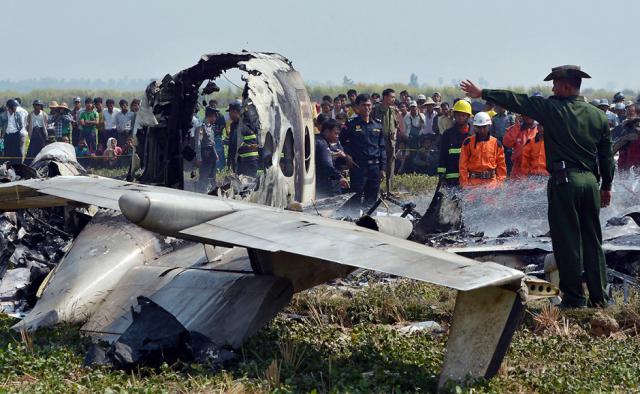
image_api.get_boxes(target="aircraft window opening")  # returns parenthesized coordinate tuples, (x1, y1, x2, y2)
(304, 127, 311, 173)
(263, 133, 274, 169)
(280, 128, 295, 177)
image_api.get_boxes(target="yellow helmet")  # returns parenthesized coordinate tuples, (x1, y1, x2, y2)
(452, 100, 472, 116)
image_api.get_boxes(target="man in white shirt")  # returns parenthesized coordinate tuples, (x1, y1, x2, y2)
(103, 98, 120, 142)
(421, 97, 437, 135)
(1, 99, 28, 163)
(115, 99, 135, 146)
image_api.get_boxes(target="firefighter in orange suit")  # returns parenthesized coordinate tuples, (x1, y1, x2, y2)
(459, 112, 507, 188)
(522, 124, 548, 176)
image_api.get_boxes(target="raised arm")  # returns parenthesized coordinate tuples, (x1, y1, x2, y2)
(460, 80, 552, 122)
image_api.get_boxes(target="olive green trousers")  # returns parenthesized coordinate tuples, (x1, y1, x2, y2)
(547, 172, 608, 307)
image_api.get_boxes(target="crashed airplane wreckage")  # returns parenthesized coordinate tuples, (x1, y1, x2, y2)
(0, 52, 557, 387)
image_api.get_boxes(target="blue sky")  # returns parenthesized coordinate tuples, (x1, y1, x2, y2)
(6, 0, 638, 89)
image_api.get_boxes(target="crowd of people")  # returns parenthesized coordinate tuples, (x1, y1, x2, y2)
(0, 96, 138, 167)
(313, 87, 640, 208)
(1, 87, 638, 210)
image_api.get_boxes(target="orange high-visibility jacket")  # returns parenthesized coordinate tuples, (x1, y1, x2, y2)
(459, 134, 507, 187)
(522, 133, 548, 176)
(503, 122, 538, 177)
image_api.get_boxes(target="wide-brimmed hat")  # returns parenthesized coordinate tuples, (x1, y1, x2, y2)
(58, 102, 70, 111)
(48, 101, 59, 109)
(423, 97, 436, 105)
(543, 65, 591, 81)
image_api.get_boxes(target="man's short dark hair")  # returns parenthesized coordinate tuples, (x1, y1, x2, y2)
(400, 90, 409, 96)
(316, 113, 330, 127)
(321, 119, 340, 134)
(119, 99, 128, 106)
(131, 98, 141, 106)
(347, 89, 357, 96)
(333, 96, 341, 102)
(106, 98, 115, 105)
(441, 102, 450, 109)
(355, 93, 371, 106)
(322, 95, 333, 103)
(382, 88, 395, 98)
(371, 93, 380, 99)
(338, 93, 347, 100)
(205, 107, 219, 118)
(93, 97, 103, 104)
(84, 97, 93, 104)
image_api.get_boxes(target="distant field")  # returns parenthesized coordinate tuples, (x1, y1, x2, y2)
(1, 84, 636, 109)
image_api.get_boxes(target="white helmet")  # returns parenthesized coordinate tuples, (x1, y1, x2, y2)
(473, 111, 492, 127)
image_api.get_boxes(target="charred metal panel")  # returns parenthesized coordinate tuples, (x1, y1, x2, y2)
(82, 266, 293, 347)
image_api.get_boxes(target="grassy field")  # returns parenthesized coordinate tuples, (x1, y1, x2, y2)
(0, 281, 639, 393)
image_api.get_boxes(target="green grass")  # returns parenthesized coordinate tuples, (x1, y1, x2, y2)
(1, 281, 639, 393)
(390, 173, 439, 194)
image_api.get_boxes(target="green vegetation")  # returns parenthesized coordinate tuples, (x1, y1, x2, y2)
(1, 280, 639, 393)
(1, 83, 635, 111)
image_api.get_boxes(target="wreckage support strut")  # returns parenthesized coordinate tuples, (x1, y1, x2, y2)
(439, 286, 524, 386)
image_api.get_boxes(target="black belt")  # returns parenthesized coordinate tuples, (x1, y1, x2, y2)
(551, 161, 589, 172)
(469, 169, 496, 179)
(551, 161, 589, 185)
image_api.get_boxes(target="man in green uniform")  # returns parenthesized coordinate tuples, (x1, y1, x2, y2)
(460, 65, 614, 308)
(372, 88, 399, 195)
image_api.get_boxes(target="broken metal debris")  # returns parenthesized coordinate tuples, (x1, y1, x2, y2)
(0, 210, 73, 316)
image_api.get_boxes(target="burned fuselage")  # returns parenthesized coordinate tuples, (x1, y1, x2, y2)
(134, 52, 315, 206)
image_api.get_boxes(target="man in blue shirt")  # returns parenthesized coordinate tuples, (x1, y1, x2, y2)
(340, 94, 386, 211)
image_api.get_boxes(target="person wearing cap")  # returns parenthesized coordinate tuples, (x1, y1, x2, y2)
(0, 99, 28, 163)
(372, 88, 400, 194)
(25, 100, 49, 163)
(613, 102, 627, 123)
(50, 102, 73, 142)
(437, 99, 473, 186)
(613, 92, 625, 104)
(597, 99, 619, 128)
(194, 107, 220, 193)
(459, 112, 506, 188)
(404, 100, 425, 167)
(432, 92, 442, 104)
(461, 65, 614, 308)
(340, 93, 386, 211)
(420, 96, 438, 136)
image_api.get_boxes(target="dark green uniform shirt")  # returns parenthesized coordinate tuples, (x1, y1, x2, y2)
(482, 90, 614, 191)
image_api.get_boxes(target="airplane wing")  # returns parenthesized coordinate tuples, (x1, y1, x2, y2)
(0, 176, 524, 292)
